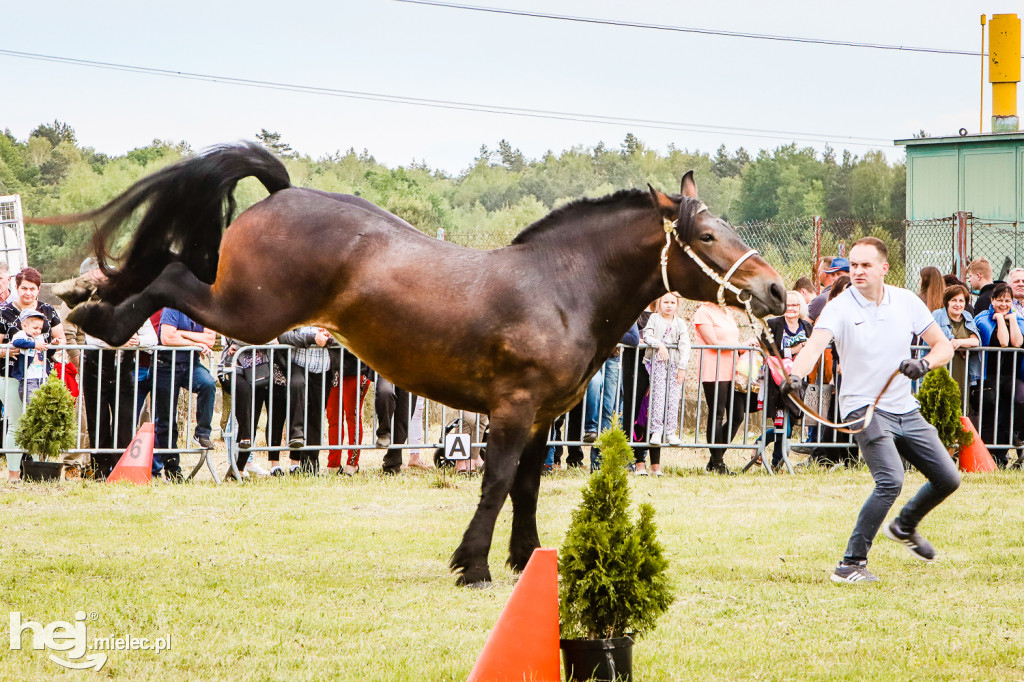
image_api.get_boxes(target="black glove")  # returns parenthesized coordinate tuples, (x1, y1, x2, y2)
(899, 358, 930, 380)
(779, 374, 802, 397)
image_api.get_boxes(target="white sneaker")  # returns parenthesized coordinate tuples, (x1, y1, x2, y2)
(245, 459, 270, 477)
(667, 434, 682, 446)
(634, 469, 649, 476)
(649, 431, 663, 445)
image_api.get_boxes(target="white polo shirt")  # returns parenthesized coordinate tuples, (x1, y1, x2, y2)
(814, 285, 935, 417)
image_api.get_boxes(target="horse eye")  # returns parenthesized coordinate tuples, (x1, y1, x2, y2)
(700, 233, 714, 243)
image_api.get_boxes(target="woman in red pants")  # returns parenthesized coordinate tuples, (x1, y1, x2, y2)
(325, 346, 374, 475)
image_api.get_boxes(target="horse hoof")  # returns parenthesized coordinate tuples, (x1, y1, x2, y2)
(461, 579, 493, 590)
(52, 276, 97, 308)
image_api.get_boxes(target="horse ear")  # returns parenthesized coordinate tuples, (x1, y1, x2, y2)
(647, 184, 676, 214)
(680, 171, 698, 198)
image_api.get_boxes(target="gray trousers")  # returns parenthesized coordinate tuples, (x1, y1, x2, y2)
(844, 407, 961, 562)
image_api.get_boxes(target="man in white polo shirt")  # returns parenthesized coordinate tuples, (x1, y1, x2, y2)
(784, 237, 960, 584)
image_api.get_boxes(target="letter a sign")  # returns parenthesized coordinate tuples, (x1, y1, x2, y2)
(445, 433, 471, 461)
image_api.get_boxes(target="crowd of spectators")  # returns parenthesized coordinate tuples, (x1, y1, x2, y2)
(4, 250, 1024, 483)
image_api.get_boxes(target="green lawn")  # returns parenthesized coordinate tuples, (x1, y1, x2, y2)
(1, 455, 1023, 681)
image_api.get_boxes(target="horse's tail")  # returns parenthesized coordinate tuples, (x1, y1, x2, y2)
(31, 142, 290, 304)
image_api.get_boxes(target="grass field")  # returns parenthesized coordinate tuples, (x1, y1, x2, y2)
(1, 447, 1023, 681)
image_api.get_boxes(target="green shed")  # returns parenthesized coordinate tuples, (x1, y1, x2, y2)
(895, 132, 1024, 285)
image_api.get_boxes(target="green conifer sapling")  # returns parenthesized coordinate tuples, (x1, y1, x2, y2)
(559, 422, 674, 640)
(15, 370, 77, 461)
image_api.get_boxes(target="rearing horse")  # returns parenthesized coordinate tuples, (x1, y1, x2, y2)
(38, 143, 786, 586)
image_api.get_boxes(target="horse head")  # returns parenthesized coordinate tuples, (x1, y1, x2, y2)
(648, 172, 786, 318)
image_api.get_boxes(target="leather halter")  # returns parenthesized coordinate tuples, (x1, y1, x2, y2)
(659, 207, 758, 307)
(659, 207, 891, 434)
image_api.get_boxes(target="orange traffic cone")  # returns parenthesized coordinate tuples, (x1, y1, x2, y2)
(107, 422, 155, 484)
(466, 548, 560, 682)
(959, 416, 997, 473)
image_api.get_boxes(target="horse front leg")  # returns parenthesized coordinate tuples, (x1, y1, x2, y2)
(450, 409, 535, 588)
(507, 423, 552, 573)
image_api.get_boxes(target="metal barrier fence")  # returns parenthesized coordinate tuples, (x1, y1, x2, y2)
(3, 341, 1022, 481)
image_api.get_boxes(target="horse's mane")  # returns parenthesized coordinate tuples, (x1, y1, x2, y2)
(511, 189, 656, 245)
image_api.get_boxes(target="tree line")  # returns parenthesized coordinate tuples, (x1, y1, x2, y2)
(0, 122, 906, 281)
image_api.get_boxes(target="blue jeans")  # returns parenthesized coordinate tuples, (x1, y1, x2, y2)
(153, 358, 215, 477)
(135, 365, 152, 420)
(584, 356, 622, 435)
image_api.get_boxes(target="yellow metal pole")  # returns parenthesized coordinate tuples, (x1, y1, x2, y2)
(989, 13, 1021, 133)
(981, 14, 987, 134)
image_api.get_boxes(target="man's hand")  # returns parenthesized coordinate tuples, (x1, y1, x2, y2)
(779, 374, 802, 397)
(899, 358, 930, 380)
(314, 328, 331, 347)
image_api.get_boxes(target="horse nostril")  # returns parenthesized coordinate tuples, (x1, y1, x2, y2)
(770, 282, 786, 303)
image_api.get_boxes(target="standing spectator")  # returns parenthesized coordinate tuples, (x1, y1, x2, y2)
(0, 262, 10, 303)
(374, 378, 415, 475)
(793, 277, 816, 305)
(0, 267, 66, 483)
(931, 285, 981, 401)
(808, 257, 850, 321)
(764, 291, 813, 469)
(918, 266, 945, 312)
(966, 258, 997, 315)
(624, 302, 661, 475)
(83, 322, 156, 479)
(693, 301, 748, 474)
(325, 347, 374, 475)
(643, 293, 689, 446)
(974, 283, 1024, 467)
(154, 308, 216, 480)
(1009, 268, 1024, 316)
(582, 323, 638, 442)
(280, 326, 332, 474)
(220, 339, 284, 477)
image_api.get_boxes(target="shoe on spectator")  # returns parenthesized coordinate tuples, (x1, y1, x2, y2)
(289, 464, 300, 475)
(237, 439, 252, 451)
(649, 431, 663, 445)
(193, 432, 214, 449)
(64, 466, 82, 481)
(375, 434, 392, 449)
(269, 466, 284, 477)
(583, 431, 598, 443)
(653, 470, 664, 477)
(245, 459, 270, 477)
(882, 518, 936, 562)
(288, 438, 305, 449)
(667, 433, 682, 446)
(789, 444, 814, 455)
(634, 469, 649, 476)
(830, 560, 878, 584)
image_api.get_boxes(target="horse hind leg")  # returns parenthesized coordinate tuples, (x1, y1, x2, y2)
(69, 262, 260, 346)
(507, 424, 551, 573)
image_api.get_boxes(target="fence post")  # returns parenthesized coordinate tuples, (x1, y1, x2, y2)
(955, 211, 970, 281)
(812, 215, 822, 291)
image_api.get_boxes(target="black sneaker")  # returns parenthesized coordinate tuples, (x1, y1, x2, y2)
(830, 560, 878, 584)
(583, 431, 598, 443)
(192, 433, 214, 449)
(288, 438, 305, 449)
(882, 518, 936, 562)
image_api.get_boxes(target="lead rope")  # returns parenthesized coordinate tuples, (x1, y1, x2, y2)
(660, 214, 891, 434)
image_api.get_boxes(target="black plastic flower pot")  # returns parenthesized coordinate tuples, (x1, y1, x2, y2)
(22, 460, 64, 482)
(560, 636, 633, 682)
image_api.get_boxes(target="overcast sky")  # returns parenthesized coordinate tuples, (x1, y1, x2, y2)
(2, 0, 1012, 173)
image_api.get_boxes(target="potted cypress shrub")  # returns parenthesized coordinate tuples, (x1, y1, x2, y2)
(916, 367, 973, 454)
(16, 370, 77, 482)
(558, 422, 674, 682)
